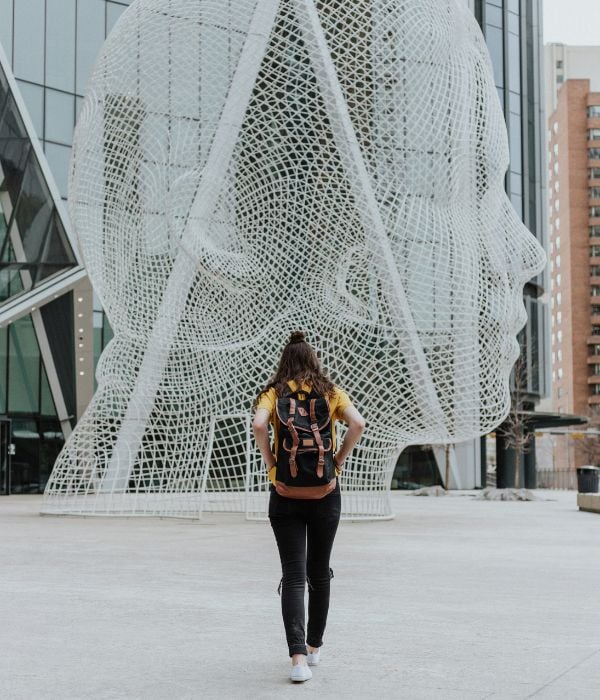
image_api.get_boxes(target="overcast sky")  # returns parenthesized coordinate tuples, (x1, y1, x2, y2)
(543, 0, 600, 45)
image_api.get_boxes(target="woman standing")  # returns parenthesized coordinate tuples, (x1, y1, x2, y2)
(253, 331, 366, 682)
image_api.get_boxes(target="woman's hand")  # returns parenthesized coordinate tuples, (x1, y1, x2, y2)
(334, 406, 366, 467)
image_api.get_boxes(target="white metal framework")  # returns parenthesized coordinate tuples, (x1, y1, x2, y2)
(41, 0, 546, 519)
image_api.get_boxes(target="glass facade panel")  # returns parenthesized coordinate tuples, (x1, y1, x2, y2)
(37, 212, 72, 281)
(107, 2, 128, 33)
(0, 0, 13, 60)
(45, 0, 77, 93)
(507, 29, 521, 90)
(76, 0, 107, 94)
(43, 142, 72, 199)
(14, 156, 54, 262)
(8, 315, 39, 413)
(16, 81, 44, 136)
(485, 25, 504, 90)
(45, 89, 75, 145)
(0, 94, 31, 204)
(13, 0, 45, 84)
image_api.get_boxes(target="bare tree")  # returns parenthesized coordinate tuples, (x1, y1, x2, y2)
(499, 351, 533, 489)
(577, 404, 600, 465)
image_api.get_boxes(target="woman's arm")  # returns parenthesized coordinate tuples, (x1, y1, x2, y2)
(334, 405, 366, 469)
(252, 408, 276, 469)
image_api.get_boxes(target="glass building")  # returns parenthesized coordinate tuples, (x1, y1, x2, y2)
(0, 0, 553, 493)
(393, 0, 553, 489)
(0, 0, 131, 493)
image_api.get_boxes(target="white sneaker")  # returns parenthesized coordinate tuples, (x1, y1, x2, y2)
(290, 663, 313, 682)
(307, 647, 321, 666)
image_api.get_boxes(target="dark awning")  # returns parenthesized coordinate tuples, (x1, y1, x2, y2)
(519, 410, 588, 431)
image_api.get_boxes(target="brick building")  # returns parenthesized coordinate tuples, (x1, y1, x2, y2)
(548, 78, 600, 467)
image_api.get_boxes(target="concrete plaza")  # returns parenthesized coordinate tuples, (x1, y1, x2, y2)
(0, 489, 598, 700)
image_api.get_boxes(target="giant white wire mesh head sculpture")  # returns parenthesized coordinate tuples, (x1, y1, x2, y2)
(42, 0, 546, 518)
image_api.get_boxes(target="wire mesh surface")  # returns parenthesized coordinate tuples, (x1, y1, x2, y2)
(42, 0, 546, 519)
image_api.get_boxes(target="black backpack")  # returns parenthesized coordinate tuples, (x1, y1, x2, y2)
(275, 386, 335, 486)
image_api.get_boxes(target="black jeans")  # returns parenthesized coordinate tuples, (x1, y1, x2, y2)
(268, 480, 341, 657)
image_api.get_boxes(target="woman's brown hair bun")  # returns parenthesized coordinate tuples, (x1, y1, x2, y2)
(288, 330, 306, 345)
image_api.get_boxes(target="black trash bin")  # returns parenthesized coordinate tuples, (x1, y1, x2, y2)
(576, 466, 600, 493)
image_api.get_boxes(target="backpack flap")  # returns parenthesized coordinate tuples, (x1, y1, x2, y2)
(275, 393, 334, 486)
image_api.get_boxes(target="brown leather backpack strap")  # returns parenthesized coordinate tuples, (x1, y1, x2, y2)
(287, 428, 299, 480)
(309, 398, 325, 478)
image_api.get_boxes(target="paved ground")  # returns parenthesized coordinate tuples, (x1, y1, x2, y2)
(0, 489, 599, 700)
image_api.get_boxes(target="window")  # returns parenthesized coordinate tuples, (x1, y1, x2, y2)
(554, 161, 560, 174)
(552, 370, 556, 382)
(591, 266, 600, 276)
(555, 181, 560, 192)
(590, 129, 600, 141)
(557, 75, 564, 84)
(591, 207, 600, 217)
(592, 188, 600, 200)
(556, 236, 561, 250)
(552, 351, 556, 364)
(592, 245, 600, 257)
(46, 0, 76, 92)
(76, 0, 106, 94)
(45, 89, 75, 145)
(556, 255, 561, 268)
(43, 143, 71, 199)
(590, 168, 600, 180)
(592, 326, 600, 336)
(557, 273, 562, 286)
(17, 81, 44, 136)
(557, 291, 562, 305)
(557, 311, 562, 325)
(553, 143, 559, 156)
(13, 0, 45, 83)
(593, 345, 600, 355)
(550, 241, 554, 254)
(558, 349, 563, 361)
(555, 199, 560, 212)
(557, 367, 563, 379)
(592, 305, 600, 315)
(589, 148, 600, 159)
(553, 121, 559, 134)
(555, 218, 560, 230)
(588, 105, 600, 118)
(594, 365, 600, 376)
(592, 285, 600, 296)
(594, 384, 600, 395)
(591, 226, 600, 237)
(558, 330, 563, 342)
(556, 60, 563, 69)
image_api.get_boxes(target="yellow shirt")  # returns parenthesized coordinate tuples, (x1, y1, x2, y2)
(255, 380, 353, 485)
